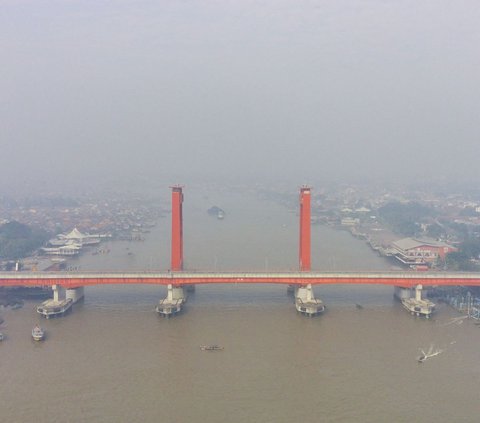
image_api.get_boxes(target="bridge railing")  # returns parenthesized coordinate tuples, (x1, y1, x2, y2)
(1, 270, 480, 289)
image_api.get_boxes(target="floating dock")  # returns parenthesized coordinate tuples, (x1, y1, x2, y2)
(295, 298, 325, 316)
(37, 298, 73, 319)
(155, 298, 184, 317)
(402, 297, 435, 317)
(294, 284, 325, 316)
(401, 284, 435, 318)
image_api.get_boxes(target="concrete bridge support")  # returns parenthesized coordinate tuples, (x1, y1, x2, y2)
(52, 285, 85, 303)
(37, 284, 75, 319)
(66, 287, 85, 303)
(52, 284, 66, 302)
(394, 285, 425, 301)
(397, 284, 435, 317)
(415, 284, 423, 301)
(294, 284, 325, 316)
(156, 284, 186, 317)
(394, 286, 412, 301)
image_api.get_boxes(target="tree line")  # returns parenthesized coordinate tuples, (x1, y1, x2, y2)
(0, 221, 49, 261)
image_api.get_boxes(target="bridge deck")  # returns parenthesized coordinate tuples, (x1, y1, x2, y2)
(1, 271, 480, 288)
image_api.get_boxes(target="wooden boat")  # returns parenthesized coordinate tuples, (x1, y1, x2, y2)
(32, 325, 45, 341)
(200, 345, 224, 351)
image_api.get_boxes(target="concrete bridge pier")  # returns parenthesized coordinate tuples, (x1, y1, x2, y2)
(156, 284, 186, 317)
(294, 284, 325, 316)
(396, 284, 435, 317)
(52, 284, 66, 301)
(394, 286, 412, 301)
(37, 284, 74, 319)
(66, 287, 85, 303)
(185, 284, 196, 293)
(415, 284, 423, 301)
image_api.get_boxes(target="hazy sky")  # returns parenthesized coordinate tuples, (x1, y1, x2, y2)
(1, 1, 479, 190)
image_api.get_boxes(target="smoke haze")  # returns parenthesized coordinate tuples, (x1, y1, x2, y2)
(1, 1, 479, 190)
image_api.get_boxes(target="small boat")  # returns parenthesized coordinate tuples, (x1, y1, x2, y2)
(207, 206, 225, 220)
(417, 345, 442, 363)
(0, 332, 4, 341)
(200, 345, 224, 351)
(32, 325, 45, 341)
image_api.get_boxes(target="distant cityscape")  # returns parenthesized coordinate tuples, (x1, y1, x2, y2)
(259, 182, 480, 272)
(0, 192, 165, 271)
(1, 182, 480, 272)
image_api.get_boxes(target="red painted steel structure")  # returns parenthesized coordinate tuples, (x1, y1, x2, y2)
(2, 272, 480, 288)
(4, 186, 480, 290)
(171, 186, 184, 271)
(299, 186, 311, 271)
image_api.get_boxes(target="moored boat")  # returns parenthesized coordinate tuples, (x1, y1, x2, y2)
(32, 325, 45, 341)
(200, 345, 224, 351)
(155, 298, 184, 317)
(0, 332, 4, 341)
(402, 298, 435, 318)
(37, 298, 73, 319)
(295, 298, 325, 316)
(207, 206, 225, 220)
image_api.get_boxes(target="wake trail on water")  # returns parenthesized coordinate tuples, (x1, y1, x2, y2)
(417, 343, 444, 362)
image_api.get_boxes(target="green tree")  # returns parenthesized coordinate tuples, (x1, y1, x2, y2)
(377, 201, 434, 236)
(460, 238, 480, 259)
(426, 223, 444, 239)
(0, 221, 49, 260)
(445, 251, 472, 271)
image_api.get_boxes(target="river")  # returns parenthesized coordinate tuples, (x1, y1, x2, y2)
(1, 187, 479, 422)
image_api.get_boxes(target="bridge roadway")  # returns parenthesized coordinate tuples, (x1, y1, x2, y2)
(1, 271, 480, 288)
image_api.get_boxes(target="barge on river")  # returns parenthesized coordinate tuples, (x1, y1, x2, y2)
(402, 297, 435, 318)
(200, 345, 224, 351)
(155, 298, 184, 317)
(37, 298, 73, 319)
(400, 284, 435, 318)
(295, 298, 325, 316)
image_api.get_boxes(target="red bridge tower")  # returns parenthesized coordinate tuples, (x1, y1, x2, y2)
(299, 186, 311, 271)
(171, 186, 184, 271)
